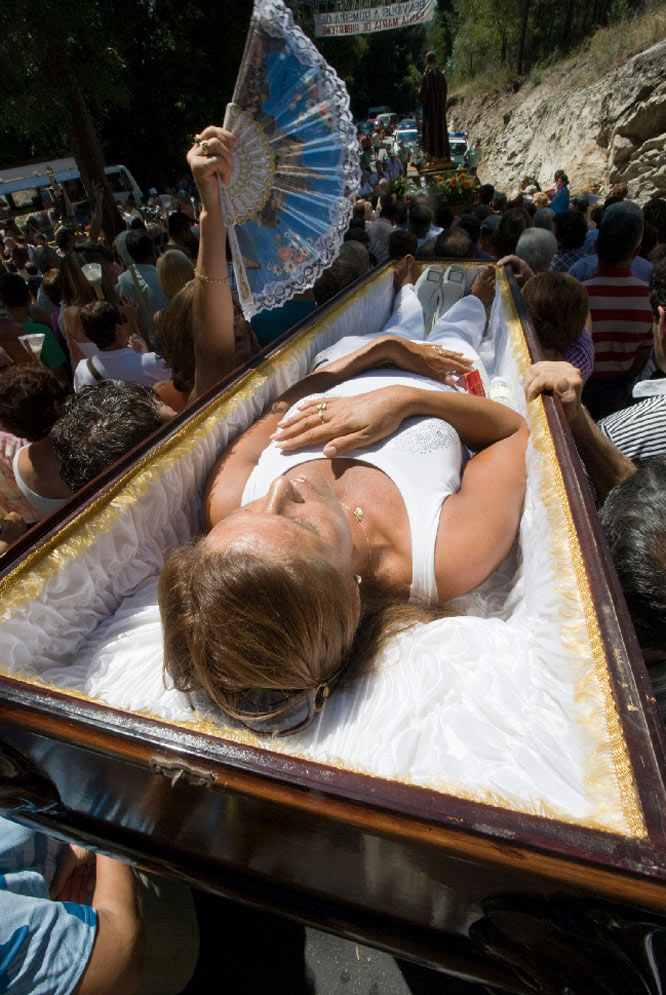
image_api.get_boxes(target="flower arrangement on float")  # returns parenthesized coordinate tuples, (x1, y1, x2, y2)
(428, 171, 476, 208)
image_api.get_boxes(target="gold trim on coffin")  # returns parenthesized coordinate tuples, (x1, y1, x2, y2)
(497, 275, 645, 839)
(0, 265, 646, 838)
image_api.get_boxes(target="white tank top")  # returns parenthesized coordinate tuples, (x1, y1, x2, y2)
(242, 369, 464, 603)
(12, 447, 67, 520)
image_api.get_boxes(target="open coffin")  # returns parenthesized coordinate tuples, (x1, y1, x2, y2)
(2, 263, 666, 993)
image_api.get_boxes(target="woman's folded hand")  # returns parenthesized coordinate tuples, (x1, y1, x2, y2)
(271, 387, 412, 457)
(381, 336, 474, 381)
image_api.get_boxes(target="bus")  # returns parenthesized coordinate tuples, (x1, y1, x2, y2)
(0, 158, 143, 237)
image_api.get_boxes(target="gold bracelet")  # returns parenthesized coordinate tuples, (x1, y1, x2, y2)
(194, 268, 229, 285)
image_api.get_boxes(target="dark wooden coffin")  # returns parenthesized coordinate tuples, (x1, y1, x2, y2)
(2, 263, 666, 995)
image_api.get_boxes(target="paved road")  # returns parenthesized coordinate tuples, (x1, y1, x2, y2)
(182, 889, 494, 994)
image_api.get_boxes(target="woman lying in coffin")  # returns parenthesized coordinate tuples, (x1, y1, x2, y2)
(158, 127, 529, 735)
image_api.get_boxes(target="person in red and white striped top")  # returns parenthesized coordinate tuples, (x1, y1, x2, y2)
(582, 202, 653, 419)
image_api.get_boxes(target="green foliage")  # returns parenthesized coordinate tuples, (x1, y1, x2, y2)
(446, 0, 657, 82)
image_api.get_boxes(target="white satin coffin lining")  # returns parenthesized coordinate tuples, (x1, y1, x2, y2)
(0, 270, 637, 835)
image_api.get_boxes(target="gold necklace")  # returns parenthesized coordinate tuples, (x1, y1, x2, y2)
(340, 501, 371, 575)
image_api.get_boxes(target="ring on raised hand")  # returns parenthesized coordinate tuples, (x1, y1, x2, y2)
(200, 139, 211, 157)
(193, 134, 203, 145)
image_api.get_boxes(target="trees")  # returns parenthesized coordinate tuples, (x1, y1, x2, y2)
(446, 0, 653, 83)
(0, 0, 253, 239)
(1, 0, 131, 241)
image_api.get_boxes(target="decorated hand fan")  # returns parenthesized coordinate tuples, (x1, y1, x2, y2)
(220, 0, 361, 318)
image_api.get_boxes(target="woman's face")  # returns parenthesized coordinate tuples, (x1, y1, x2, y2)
(206, 473, 354, 575)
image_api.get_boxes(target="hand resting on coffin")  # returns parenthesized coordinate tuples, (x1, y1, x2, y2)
(525, 359, 636, 501)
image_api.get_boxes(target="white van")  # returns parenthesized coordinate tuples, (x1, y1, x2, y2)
(0, 157, 143, 235)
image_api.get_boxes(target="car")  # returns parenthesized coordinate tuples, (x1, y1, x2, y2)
(399, 118, 416, 129)
(394, 127, 419, 149)
(392, 128, 422, 166)
(449, 132, 468, 167)
(356, 120, 375, 136)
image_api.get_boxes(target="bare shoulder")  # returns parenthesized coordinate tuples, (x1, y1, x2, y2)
(203, 407, 286, 527)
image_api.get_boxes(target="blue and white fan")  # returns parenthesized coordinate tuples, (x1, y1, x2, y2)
(219, 0, 361, 318)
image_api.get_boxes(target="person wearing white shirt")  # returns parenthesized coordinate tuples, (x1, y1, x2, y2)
(73, 299, 171, 392)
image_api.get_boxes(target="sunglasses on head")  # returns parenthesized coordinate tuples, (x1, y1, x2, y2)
(237, 658, 351, 737)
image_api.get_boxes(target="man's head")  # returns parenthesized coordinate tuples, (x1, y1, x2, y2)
(455, 213, 481, 246)
(32, 243, 60, 274)
(0, 272, 29, 309)
(533, 207, 555, 232)
(425, 51, 438, 66)
(126, 231, 156, 265)
(408, 204, 433, 239)
(79, 300, 124, 351)
(312, 260, 358, 307)
(479, 213, 500, 254)
(55, 228, 77, 253)
(570, 194, 589, 215)
(596, 201, 643, 268)
(51, 381, 173, 491)
(491, 192, 508, 214)
(167, 211, 196, 248)
(477, 184, 495, 206)
(387, 229, 417, 259)
(515, 228, 557, 273)
(554, 210, 587, 249)
(434, 228, 474, 258)
(599, 458, 666, 652)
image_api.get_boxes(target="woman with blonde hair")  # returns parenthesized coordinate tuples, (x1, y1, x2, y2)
(156, 249, 195, 301)
(158, 126, 528, 735)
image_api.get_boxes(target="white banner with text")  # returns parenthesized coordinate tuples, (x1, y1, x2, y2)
(314, 0, 434, 37)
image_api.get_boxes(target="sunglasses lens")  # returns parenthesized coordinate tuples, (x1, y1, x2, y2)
(239, 690, 312, 736)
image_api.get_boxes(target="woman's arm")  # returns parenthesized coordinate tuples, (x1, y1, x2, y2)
(275, 335, 473, 412)
(273, 385, 525, 456)
(72, 855, 144, 995)
(434, 425, 529, 601)
(186, 126, 237, 400)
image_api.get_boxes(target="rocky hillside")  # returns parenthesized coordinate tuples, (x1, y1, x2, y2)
(447, 39, 666, 202)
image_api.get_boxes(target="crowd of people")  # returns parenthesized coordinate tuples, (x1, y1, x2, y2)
(2, 115, 666, 992)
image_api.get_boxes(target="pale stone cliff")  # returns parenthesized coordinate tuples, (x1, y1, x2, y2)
(447, 39, 666, 202)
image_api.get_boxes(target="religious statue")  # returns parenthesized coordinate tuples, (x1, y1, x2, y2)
(417, 52, 451, 167)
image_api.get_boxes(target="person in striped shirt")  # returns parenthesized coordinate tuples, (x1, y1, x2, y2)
(582, 202, 653, 419)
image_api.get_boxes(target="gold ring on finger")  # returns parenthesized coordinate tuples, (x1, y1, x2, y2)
(200, 139, 211, 157)
(193, 134, 203, 145)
